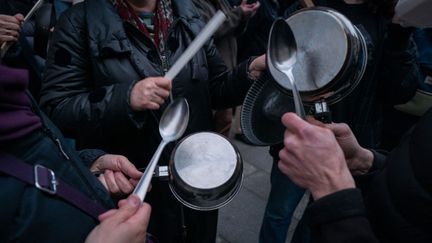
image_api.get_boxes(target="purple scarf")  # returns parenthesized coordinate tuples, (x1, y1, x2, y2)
(0, 65, 41, 144)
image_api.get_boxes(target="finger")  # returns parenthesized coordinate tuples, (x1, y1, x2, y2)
(0, 15, 21, 25)
(0, 28, 19, 37)
(281, 112, 310, 134)
(107, 195, 141, 225)
(156, 88, 170, 99)
(98, 174, 108, 191)
(0, 35, 17, 42)
(105, 170, 121, 194)
(98, 209, 118, 222)
(14, 14, 24, 22)
(152, 94, 165, 105)
(125, 202, 152, 228)
(114, 172, 134, 194)
(326, 123, 352, 138)
(155, 77, 172, 90)
(147, 101, 160, 110)
(129, 178, 139, 187)
(277, 158, 293, 178)
(253, 1, 261, 9)
(118, 198, 128, 208)
(283, 127, 293, 141)
(0, 21, 21, 31)
(116, 156, 143, 179)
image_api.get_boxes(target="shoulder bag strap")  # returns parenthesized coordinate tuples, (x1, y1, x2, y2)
(0, 151, 108, 219)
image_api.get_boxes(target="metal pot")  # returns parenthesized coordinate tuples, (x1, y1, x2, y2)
(168, 132, 243, 211)
(273, 7, 368, 105)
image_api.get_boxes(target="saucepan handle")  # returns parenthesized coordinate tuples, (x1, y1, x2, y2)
(312, 100, 332, 124)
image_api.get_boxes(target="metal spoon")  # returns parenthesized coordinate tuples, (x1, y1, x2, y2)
(133, 98, 190, 202)
(268, 18, 306, 119)
(267, 18, 310, 243)
(165, 11, 227, 102)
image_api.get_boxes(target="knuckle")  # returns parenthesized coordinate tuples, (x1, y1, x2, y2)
(341, 123, 350, 131)
(298, 126, 309, 136)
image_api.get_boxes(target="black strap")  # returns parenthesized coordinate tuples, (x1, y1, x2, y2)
(0, 152, 108, 219)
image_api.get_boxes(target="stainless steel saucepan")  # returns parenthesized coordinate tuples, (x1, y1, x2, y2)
(168, 132, 243, 211)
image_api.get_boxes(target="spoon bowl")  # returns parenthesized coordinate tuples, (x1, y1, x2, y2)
(268, 18, 306, 119)
(133, 98, 190, 201)
(159, 98, 190, 140)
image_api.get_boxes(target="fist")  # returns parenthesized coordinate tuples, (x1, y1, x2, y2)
(130, 77, 172, 111)
(0, 14, 24, 45)
(240, 0, 260, 18)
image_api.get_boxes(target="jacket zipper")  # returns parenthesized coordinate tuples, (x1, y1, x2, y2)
(43, 128, 70, 160)
(158, 19, 178, 76)
(160, 50, 170, 75)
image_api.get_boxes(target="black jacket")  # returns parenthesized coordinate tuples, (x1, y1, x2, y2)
(40, 0, 253, 166)
(307, 109, 432, 243)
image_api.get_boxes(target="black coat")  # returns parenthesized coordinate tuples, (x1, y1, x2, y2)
(40, 0, 253, 166)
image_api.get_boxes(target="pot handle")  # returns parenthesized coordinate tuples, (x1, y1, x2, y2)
(300, 0, 315, 8)
(312, 100, 332, 124)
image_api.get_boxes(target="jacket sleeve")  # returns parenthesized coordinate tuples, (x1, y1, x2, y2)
(209, 45, 253, 109)
(40, 8, 140, 138)
(214, 7, 246, 40)
(379, 24, 421, 106)
(307, 189, 381, 243)
(206, 39, 254, 109)
(77, 149, 106, 168)
(192, 0, 246, 41)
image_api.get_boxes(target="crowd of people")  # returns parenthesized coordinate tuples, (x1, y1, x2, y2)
(0, 0, 431, 242)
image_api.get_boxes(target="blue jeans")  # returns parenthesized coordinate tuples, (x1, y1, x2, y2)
(259, 160, 311, 243)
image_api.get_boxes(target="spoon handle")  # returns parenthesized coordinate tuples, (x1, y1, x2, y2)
(164, 11, 226, 103)
(287, 69, 307, 120)
(133, 141, 168, 202)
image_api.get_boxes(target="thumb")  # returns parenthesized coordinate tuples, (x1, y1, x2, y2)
(281, 112, 310, 134)
(155, 77, 172, 89)
(14, 14, 24, 22)
(107, 195, 141, 225)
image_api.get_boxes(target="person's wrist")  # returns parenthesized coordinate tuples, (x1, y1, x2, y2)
(352, 148, 374, 175)
(310, 171, 355, 200)
(91, 155, 107, 172)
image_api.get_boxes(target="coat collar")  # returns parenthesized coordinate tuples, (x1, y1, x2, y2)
(84, 0, 202, 56)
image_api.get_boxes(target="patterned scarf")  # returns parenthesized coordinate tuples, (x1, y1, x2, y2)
(115, 0, 173, 53)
